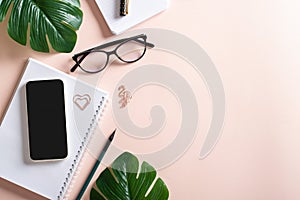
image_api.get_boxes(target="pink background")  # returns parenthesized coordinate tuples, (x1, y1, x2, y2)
(1, 0, 300, 199)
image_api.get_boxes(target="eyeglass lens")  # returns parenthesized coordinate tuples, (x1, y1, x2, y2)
(79, 51, 108, 73)
(116, 39, 146, 62)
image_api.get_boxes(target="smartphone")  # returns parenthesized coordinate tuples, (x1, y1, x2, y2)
(25, 79, 68, 161)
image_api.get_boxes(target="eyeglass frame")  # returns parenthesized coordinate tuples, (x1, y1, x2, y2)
(70, 34, 155, 73)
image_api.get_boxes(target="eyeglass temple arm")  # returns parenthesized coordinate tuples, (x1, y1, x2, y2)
(93, 38, 154, 49)
(70, 63, 79, 72)
(74, 37, 154, 56)
(70, 53, 87, 72)
(143, 40, 155, 48)
(93, 38, 154, 50)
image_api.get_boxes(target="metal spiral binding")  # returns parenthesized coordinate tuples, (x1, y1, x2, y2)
(57, 97, 107, 200)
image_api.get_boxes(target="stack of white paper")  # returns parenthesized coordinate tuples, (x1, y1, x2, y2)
(95, 0, 169, 34)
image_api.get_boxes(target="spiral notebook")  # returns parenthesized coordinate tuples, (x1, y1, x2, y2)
(0, 58, 108, 199)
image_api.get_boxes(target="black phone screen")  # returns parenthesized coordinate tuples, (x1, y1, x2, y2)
(26, 79, 68, 160)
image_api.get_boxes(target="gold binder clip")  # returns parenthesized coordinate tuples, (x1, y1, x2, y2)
(120, 0, 129, 16)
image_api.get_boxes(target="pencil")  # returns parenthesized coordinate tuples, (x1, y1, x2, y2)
(75, 129, 116, 200)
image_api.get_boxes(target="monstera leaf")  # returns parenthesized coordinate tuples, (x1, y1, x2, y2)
(0, 0, 82, 52)
(90, 152, 169, 200)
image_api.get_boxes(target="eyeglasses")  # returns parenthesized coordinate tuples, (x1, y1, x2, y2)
(70, 34, 155, 73)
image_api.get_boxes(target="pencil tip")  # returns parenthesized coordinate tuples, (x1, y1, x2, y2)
(109, 129, 116, 141)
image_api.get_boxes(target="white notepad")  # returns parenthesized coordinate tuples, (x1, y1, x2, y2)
(0, 58, 108, 200)
(95, 0, 169, 34)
